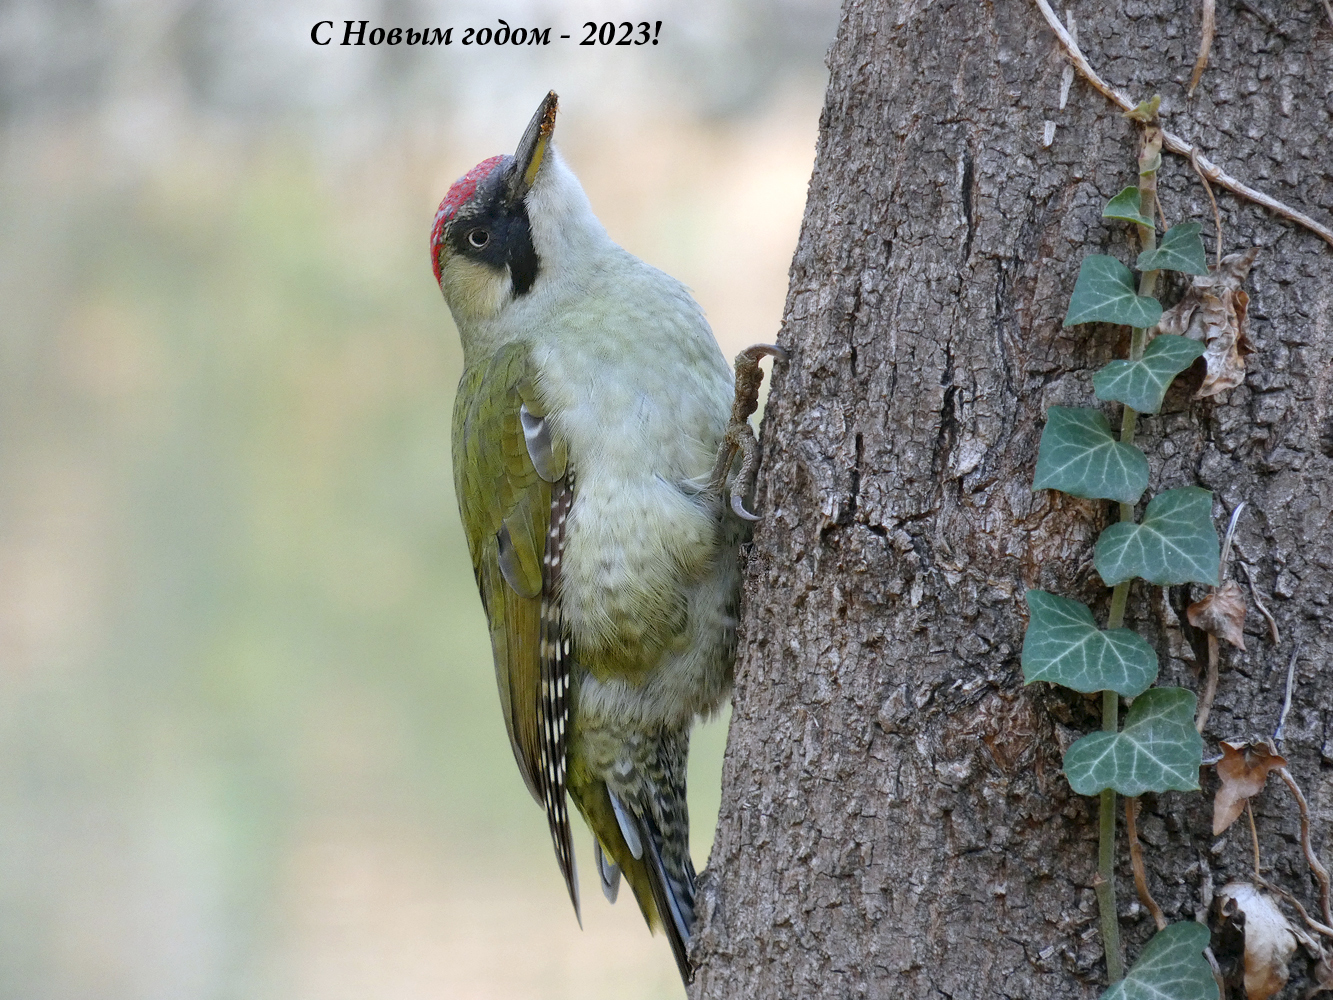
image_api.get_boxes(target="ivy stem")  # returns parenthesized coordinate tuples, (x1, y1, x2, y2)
(1097, 703, 1124, 982)
(1115, 128, 1161, 527)
(1096, 129, 1164, 986)
(1109, 137, 1162, 628)
(1112, 323, 1147, 536)
(1107, 580, 1131, 630)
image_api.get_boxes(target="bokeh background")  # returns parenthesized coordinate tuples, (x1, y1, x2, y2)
(0, 1, 838, 996)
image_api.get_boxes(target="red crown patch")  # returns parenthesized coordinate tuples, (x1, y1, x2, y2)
(431, 155, 506, 283)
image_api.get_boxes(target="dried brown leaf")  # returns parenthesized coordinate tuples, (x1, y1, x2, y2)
(1217, 882, 1299, 1000)
(1158, 247, 1260, 397)
(1189, 580, 1248, 650)
(1309, 955, 1333, 998)
(1214, 739, 1287, 835)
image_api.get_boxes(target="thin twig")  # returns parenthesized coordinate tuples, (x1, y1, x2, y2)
(1127, 797, 1168, 930)
(1241, 562, 1280, 645)
(1197, 634, 1220, 734)
(1323, 0, 1333, 33)
(1034, 0, 1135, 108)
(1247, 798, 1262, 877)
(1059, 10, 1077, 110)
(1190, 148, 1225, 267)
(1276, 766, 1333, 928)
(1171, 128, 1333, 248)
(1188, 0, 1216, 97)
(1236, 0, 1279, 30)
(1256, 874, 1333, 940)
(1033, 0, 1333, 248)
(1197, 853, 1214, 925)
(1202, 948, 1228, 999)
(1196, 502, 1243, 735)
(1274, 644, 1301, 746)
(1220, 501, 1245, 573)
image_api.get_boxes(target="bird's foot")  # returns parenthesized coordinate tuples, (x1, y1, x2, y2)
(708, 344, 787, 520)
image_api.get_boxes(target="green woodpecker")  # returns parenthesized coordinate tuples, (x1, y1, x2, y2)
(431, 91, 779, 983)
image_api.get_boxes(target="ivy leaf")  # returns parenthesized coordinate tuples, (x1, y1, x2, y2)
(1101, 922, 1218, 1000)
(1103, 186, 1154, 227)
(1065, 256, 1163, 328)
(1095, 487, 1220, 586)
(1137, 222, 1210, 276)
(1093, 334, 1205, 414)
(1022, 591, 1158, 697)
(1032, 407, 1149, 504)
(1064, 687, 1203, 796)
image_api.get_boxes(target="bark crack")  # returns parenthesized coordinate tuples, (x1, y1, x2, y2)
(961, 149, 976, 263)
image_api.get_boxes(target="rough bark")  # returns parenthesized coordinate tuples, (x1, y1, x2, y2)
(693, 1, 1333, 997)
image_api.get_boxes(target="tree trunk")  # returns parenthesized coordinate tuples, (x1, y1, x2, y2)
(693, 0, 1333, 997)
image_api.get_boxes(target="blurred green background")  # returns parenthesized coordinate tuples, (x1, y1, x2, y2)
(0, 1, 835, 996)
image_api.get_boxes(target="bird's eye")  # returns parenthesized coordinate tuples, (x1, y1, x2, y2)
(468, 229, 489, 248)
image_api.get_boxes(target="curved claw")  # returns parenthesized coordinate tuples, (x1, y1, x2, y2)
(713, 342, 787, 522)
(730, 493, 760, 522)
(740, 343, 789, 364)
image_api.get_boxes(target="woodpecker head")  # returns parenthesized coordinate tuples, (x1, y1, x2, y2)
(434, 91, 605, 334)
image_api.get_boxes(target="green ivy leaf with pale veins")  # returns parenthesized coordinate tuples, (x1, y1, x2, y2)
(1103, 186, 1154, 227)
(1095, 487, 1219, 586)
(1100, 922, 1218, 1000)
(1064, 687, 1203, 796)
(1093, 334, 1205, 414)
(1022, 591, 1158, 696)
(1065, 255, 1163, 328)
(1136, 222, 1210, 276)
(1032, 407, 1149, 504)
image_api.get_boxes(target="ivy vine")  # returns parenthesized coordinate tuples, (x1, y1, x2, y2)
(1022, 119, 1219, 999)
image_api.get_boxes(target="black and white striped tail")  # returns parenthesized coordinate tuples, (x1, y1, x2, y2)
(609, 782, 697, 983)
(610, 736, 698, 986)
(539, 470, 578, 920)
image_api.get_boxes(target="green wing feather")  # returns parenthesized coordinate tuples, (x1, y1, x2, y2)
(451, 341, 685, 953)
(453, 342, 579, 916)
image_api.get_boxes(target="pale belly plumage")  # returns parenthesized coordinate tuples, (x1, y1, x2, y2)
(533, 268, 740, 731)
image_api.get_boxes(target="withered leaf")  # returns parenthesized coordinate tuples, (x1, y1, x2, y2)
(1124, 95, 1163, 123)
(1213, 739, 1287, 835)
(1158, 248, 1260, 398)
(1216, 883, 1298, 1000)
(1188, 580, 1247, 650)
(1310, 955, 1333, 998)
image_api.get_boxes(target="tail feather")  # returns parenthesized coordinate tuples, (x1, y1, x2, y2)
(609, 789, 643, 859)
(609, 790, 696, 984)
(568, 734, 697, 986)
(641, 813, 694, 983)
(537, 473, 579, 923)
(594, 840, 621, 904)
